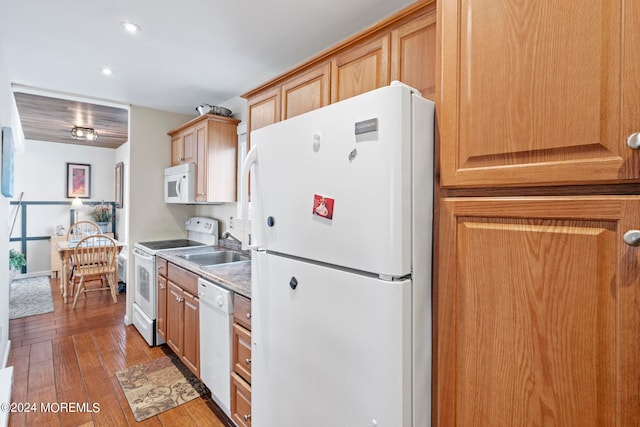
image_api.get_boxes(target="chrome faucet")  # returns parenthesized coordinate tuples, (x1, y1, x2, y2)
(222, 230, 242, 243)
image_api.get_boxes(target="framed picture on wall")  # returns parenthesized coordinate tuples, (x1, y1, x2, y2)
(115, 161, 124, 208)
(66, 162, 91, 198)
(1, 127, 14, 198)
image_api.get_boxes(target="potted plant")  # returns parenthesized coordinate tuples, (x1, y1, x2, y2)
(88, 202, 113, 233)
(9, 249, 25, 281)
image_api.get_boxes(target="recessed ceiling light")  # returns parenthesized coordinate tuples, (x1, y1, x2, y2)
(121, 21, 141, 33)
(101, 68, 113, 76)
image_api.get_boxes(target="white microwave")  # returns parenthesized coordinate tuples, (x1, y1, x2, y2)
(164, 163, 196, 203)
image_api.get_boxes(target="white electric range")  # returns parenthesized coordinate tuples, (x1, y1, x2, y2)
(132, 216, 218, 346)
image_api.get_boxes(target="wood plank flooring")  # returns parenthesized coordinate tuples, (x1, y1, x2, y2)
(7, 277, 232, 427)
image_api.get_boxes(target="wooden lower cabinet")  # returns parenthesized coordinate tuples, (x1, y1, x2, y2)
(231, 293, 252, 425)
(231, 373, 252, 427)
(182, 291, 199, 375)
(166, 282, 183, 354)
(437, 196, 640, 426)
(233, 324, 252, 383)
(165, 264, 200, 377)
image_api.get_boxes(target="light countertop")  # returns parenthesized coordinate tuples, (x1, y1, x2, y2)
(157, 245, 251, 298)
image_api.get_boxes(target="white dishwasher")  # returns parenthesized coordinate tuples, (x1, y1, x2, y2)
(198, 277, 234, 417)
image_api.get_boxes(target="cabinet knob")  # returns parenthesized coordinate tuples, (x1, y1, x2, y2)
(176, 296, 184, 303)
(245, 358, 252, 365)
(160, 283, 165, 290)
(623, 230, 640, 247)
(243, 414, 251, 421)
(627, 132, 640, 149)
(246, 312, 251, 319)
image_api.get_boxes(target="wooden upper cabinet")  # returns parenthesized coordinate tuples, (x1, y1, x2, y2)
(391, 9, 436, 101)
(281, 63, 331, 120)
(439, 0, 640, 187)
(438, 196, 640, 426)
(199, 117, 239, 202)
(169, 114, 239, 203)
(247, 86, 280, 150)
(331, 34, 390, 103)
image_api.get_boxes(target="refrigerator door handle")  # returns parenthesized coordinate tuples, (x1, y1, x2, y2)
(241, 144, 259, 250)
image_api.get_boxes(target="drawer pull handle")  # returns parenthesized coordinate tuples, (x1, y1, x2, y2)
(245, 358, 252, 365)
(623, 230, 640, 247)
(244, 414, 251, 421)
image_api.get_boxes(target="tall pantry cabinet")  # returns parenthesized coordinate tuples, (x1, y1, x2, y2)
(436, 1, 640, 426)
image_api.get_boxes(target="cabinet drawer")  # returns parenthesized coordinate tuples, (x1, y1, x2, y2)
(234, 294, 252, 330)
(233, 323, 252, 383)
(167, 262, 199, 295)
(231, 373, 252, 427)
(157, 258, 168, 277)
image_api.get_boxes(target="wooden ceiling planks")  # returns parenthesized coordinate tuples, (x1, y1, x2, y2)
(13, 92, 128, 149)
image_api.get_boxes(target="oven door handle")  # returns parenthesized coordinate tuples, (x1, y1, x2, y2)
(133, 249, 155, 261)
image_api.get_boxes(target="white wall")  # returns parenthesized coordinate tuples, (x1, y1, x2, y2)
(0, 49, 13, 367)
(126, 105, 194, 323)
(115, 141, 129, 243)
(11, 140, 117, 273)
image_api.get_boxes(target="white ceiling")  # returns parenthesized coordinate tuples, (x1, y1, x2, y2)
(0, 0, 416, 115)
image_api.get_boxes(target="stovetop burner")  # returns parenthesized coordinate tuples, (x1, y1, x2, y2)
(136, 239, 206, 251)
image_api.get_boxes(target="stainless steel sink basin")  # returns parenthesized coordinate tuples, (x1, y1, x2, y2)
(177, 250, 249, 266)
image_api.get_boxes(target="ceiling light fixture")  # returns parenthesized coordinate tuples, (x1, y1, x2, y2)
(121, 21, 141, 33)
(101, 67, 113, 75)
(71, 126, 98, 141)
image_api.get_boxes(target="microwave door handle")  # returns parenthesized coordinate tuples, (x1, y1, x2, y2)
(241, 145, 258, 250)
(175, 176, 182, 198)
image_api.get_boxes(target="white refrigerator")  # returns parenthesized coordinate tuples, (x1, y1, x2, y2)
(241, 82, 434, 427)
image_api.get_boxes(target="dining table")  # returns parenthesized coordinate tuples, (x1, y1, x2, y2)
(56, 237, 125, 304)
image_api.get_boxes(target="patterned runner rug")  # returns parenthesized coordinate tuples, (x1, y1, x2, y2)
(9, 276, 54, 319)
(115, 354, 208, 421)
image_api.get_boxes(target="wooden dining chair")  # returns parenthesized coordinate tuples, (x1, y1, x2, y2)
(64, 220, 101, 295)
(71, 234, 119, 309)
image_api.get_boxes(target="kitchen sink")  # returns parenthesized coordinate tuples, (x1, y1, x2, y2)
(177, 250, 249, 266)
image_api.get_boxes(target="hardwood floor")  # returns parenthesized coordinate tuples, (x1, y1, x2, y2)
(7, 277, 232, 427)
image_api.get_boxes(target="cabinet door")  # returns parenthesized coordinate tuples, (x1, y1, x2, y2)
(194, 121, 208, 202)
(331, 34, 390, 103)
(437, 196, 640, 426)
(181, 128, 195, 164)
(166, 282, 184, 356)
(170, 134, 182, 166)
(624, 0, 640, 169)
(439, 1, 640, 187)
(390, 9, 436, 101)
(233, 323, 252, 383)
(281, 62, 330, 120)
(231, 373, 252, 427)
(182, 292, 199, 376)
(157, 275, 167, 340)
(204, 119, 239, 202)
(247, 87, 280, 149)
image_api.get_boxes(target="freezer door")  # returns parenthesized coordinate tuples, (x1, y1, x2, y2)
(252, 251, 412, 427)
(249, 84, 434, 277)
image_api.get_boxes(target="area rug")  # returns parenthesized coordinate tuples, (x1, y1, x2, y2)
(9, 276, 55, 319)
(115, 354, 208, 421)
